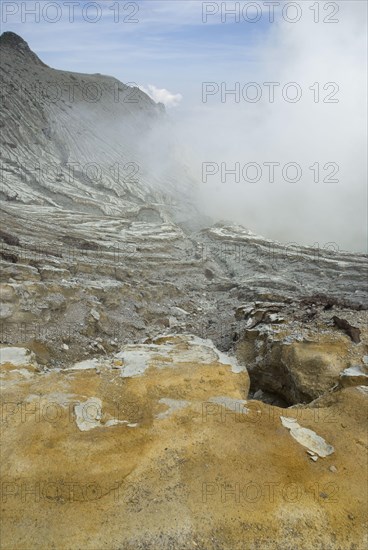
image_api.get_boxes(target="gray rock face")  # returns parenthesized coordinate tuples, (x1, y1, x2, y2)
(0, 32, 47, 66)
(1, 33, 367, 378)
(0, 32, 197, 223)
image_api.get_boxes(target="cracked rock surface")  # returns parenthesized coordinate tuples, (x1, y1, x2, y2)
(1, 339, 367, 550)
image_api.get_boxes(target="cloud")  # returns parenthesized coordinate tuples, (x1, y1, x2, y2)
(140, 84, 183, 107)
(172, 0, 367, 252)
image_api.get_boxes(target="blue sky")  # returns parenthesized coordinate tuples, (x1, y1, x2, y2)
(1, 0, 272, 107)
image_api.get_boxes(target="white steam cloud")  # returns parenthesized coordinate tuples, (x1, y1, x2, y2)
(140, 84, 183, 108)
(171, 1, 367, 252)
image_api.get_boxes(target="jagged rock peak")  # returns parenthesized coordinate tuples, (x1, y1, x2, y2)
(1, 31, 30, 48)
(0, 31, 47, 66)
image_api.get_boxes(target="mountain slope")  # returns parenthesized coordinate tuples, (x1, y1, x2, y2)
(0, 31, 367, 369)
(0, 31, 196, 221)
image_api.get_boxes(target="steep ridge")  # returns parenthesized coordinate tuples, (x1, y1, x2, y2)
(0, 32, 196, 221)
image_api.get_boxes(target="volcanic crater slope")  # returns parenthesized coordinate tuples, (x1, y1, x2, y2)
(0, 32, 367, 550)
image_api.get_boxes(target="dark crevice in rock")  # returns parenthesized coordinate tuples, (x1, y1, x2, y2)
(248, 386, 291, 408)
(246, 361, 312, 407)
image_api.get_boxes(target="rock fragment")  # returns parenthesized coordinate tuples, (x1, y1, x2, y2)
(340, 365, 368, 387)
(280, 416, 335, 458)
(332, 316, 361, 343)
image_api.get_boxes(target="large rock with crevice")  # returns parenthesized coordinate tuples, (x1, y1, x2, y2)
(236, 310, 368, 404)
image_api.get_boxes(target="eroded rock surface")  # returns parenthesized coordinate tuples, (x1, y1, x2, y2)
(1, 342, 368, 550)
(1, 33, 367, 550)
(1, 340, 367, 550)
